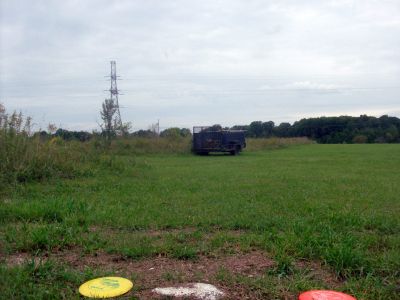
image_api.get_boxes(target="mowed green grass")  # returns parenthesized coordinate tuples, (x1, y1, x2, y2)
(1, 144, 399, 299)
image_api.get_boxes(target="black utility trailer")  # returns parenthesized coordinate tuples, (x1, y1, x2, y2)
(192, 126, 246, 155)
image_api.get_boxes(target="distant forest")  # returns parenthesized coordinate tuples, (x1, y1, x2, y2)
(233, 115, 400, 143)
(50, 115, 400, 144)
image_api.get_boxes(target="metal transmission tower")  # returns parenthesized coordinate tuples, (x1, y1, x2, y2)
(107, 60, 123, 131)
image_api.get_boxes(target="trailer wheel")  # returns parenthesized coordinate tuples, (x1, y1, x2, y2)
(230, 145, 241, 155)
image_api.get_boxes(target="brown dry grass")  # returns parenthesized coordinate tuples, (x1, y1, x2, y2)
(246, 137, 314, 151)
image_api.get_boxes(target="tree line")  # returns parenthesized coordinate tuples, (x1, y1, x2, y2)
(44, 114, 400, 144)
(232, 115, 400, 143)
(36, 126, 192, 141)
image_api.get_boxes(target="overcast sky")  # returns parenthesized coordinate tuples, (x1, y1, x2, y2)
(1, 0, 400, 131)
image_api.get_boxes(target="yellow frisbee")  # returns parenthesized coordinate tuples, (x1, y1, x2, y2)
(79, 277, 133, 298)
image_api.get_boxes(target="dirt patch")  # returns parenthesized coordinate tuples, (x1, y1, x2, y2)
(3, 249, 342, 299)
(76, 249, 272, 277)
(218, 251, 275, 276)
(89, 226, 250, 238)
(1, 251, 53, 268)
(295, 260, 342, 289)
(2, 252, 33, 267)
(3, 249, 274, 299)
(89, 226, 198, 235)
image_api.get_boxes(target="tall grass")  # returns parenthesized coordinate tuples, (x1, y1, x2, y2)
(0, 104, 92, 187)
(109, 136, 192, 155)
(108, 136, 313, 155)
(0, 103, 191, 188)
(246, 137, 314, 151)
(0, 102, 313, 187)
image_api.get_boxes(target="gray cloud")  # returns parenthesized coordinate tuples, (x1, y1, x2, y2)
(1, 0, 400, 130)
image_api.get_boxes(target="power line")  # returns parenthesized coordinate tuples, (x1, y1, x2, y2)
(105, 60, 123, 129)
(2, 73, 400, 85)
(4, 86, 400, 94)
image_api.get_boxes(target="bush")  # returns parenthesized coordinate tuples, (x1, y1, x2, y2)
(353, 135, 368, 144)
(0, 104, 92, 187)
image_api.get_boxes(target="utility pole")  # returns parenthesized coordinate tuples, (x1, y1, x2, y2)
(107, 61, 123, 131)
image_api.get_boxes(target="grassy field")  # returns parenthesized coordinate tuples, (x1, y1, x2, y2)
(0, 144, 399, 299)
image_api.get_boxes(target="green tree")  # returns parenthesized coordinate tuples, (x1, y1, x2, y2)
(100, 98, 117, 140)
(180, 128, 191, 137)
(160, 127, 181, 138)
(262, 121, 275, 137)
(275, 122, 291, 137)
(249, 121, 263, 137)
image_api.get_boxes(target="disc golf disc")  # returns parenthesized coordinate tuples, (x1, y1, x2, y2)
(79, 277, 133, 298)
(299, 290, 356, 300)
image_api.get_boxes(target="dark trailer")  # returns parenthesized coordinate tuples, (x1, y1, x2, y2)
(192, 126, 246, 155)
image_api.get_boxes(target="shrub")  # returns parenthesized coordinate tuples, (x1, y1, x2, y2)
(353, 135, 368, 144)
(0, 104, 91, 187)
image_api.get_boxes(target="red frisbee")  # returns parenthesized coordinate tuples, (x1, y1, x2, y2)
(299, 290, 356, 300)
